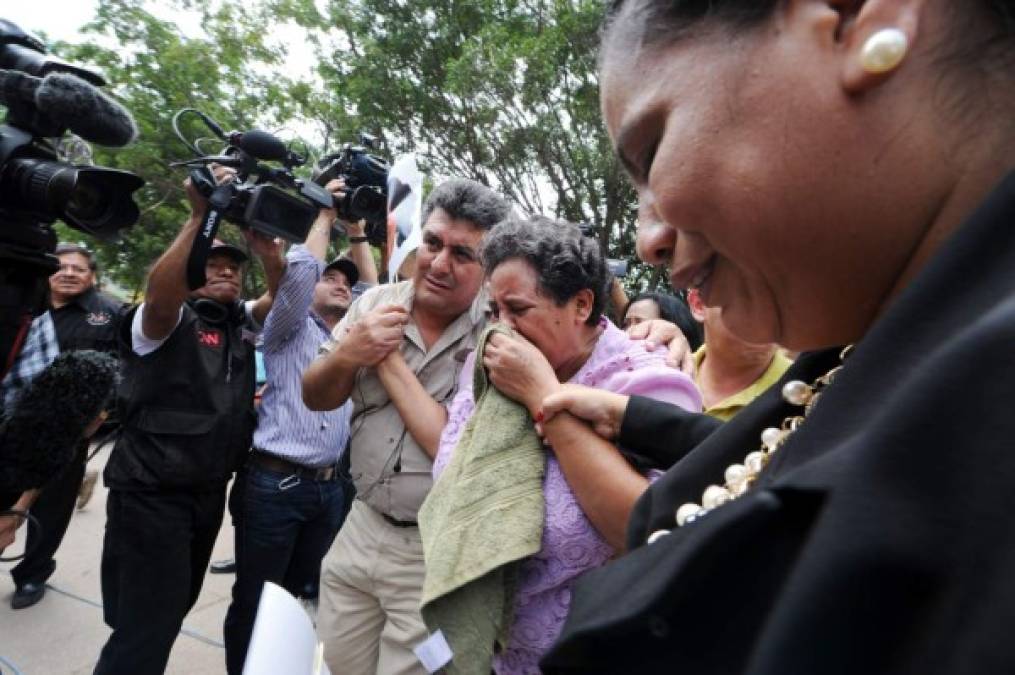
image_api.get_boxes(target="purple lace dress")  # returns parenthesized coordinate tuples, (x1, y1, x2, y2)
(433, 319, 701, 673)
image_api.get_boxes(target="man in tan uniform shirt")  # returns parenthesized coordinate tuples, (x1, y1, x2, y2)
(303, 178, 511, 674)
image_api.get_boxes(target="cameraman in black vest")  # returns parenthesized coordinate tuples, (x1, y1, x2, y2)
(94, 168, 284, 675)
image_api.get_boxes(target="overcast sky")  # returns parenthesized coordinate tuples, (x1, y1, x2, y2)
(4, 2, 321, 105)
(6, 3, 114, 43)
(3, 2, 218, 72)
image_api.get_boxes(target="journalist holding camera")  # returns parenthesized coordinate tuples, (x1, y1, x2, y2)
(92, 165, 285, 675)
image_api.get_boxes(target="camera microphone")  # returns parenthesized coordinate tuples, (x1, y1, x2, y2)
(0, 69, 138, 147)
(36, 72, 138, 147)
(226, 129, 288, 162)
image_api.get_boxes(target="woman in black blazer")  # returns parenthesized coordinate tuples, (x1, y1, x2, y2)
(523, 1, 1015, 673)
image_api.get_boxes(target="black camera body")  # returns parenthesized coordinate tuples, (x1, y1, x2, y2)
(187, 165, 331, 244)
(0, 19, 143, 239)
(175, 112, 335, 245)
(0, 125, 145, 240)
(313, 135, 390, 245)
(577, 221, 628, 278)
(1, 19, 142, 377)
(0, 19, 100, 84)
(233, 184, 322, 242)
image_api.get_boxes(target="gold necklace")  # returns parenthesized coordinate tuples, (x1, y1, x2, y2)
(646, 345, 854, 545)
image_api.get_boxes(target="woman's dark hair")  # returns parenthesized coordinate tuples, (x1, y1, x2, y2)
(481, 217, 609, 326)
(623, 292, 704, 351)
(603, 1, 1015, 60)
(603, 0, 777, 51)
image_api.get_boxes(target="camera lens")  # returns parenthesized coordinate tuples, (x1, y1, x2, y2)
(66, 181, 109, 221)
(349, 186, 388, 226)
(0, 158, 143, 240)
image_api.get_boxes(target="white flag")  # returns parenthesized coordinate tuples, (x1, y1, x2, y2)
(386, 154, 424, 282)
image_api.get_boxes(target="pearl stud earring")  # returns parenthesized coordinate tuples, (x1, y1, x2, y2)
(861, 28, 909, 74)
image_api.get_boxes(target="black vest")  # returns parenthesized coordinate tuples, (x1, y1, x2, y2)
(105, 299, 256, 491)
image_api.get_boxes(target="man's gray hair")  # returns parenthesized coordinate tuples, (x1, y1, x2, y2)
(421, 178, 512, 231)
(481, 216, 609, 326)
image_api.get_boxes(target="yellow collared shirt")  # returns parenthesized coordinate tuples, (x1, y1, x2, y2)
(694, 346, 794, 421)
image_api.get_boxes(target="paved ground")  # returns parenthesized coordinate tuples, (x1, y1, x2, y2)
(1, 443, 235, 674)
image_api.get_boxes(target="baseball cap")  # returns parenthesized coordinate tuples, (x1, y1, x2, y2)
(323, 257, 359, 287)
(209, 239, 249, 263)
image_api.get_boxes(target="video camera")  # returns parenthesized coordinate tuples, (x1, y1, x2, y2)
(0, 18, 143, 378)
(577, 222, 628, 278)
(312, 134, 390, 246)
(171, 109, 336, 245)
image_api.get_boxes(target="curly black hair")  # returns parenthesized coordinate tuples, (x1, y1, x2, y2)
(0, 350, 118, 496)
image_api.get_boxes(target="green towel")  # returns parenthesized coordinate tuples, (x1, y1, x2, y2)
(418, 324, 546, 675)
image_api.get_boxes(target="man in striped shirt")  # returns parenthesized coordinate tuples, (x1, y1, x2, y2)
(222, 180, 376, 675)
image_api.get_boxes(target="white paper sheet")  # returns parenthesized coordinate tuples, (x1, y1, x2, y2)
(243, 582, 331, 675)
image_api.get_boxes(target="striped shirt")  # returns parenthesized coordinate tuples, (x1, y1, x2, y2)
(252, 245, 352, 467)
(1, 311, 59, 412)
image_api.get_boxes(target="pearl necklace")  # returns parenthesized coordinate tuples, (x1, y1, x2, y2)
(647, 346, 853, 545)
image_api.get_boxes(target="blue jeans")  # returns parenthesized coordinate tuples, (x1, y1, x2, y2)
(223, 462, 349, 674)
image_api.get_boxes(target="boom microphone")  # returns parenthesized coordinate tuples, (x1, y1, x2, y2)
(0, 65, 38, 104)
(227, 129, 288, 161)
(0, 350, 118, 499)
(0, 68, 138, 147)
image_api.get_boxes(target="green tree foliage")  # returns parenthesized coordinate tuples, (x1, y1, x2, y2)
(51, 0, 307, 298)
(273, 0, 657, 291)
(12, 0, 664, 297)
